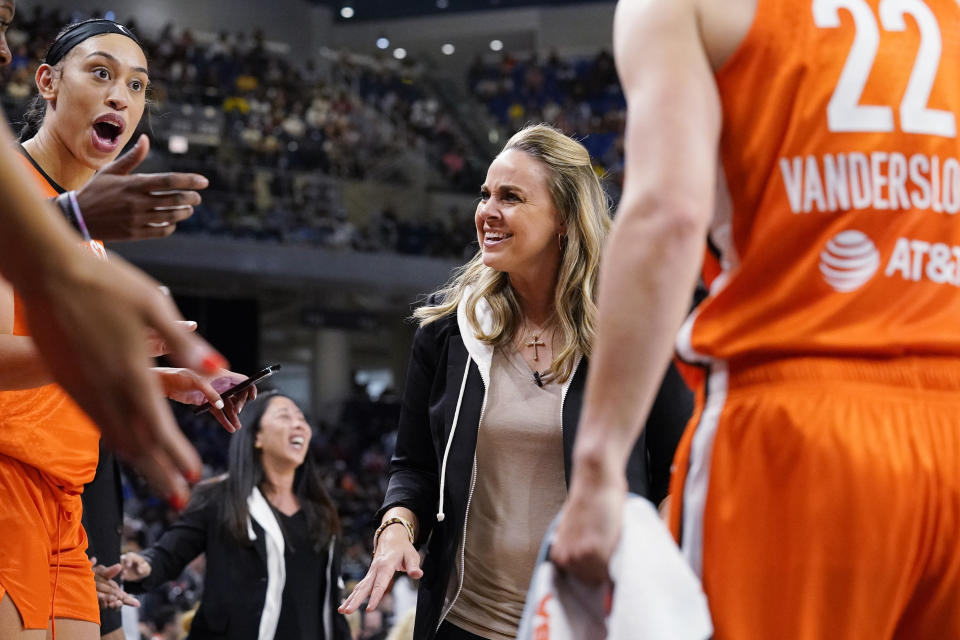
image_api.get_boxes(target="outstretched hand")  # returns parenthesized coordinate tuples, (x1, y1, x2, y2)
(339, 525, 423, 614)
(76, 135, 209, 241)
(23, 251, 228, 507)
(0, 117, 223, 508)
(90, 557, 140, 610)
(155, 367, 255, 432)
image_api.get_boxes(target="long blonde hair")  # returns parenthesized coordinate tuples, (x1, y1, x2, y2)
(415, 123, 611, 382)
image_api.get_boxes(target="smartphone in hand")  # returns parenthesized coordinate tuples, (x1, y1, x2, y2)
(192, 364, 281, 415)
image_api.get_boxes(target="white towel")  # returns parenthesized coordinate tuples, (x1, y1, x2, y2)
(517, 495, 712, 640)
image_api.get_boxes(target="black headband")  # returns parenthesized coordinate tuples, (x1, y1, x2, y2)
(45, 19, 141, 66)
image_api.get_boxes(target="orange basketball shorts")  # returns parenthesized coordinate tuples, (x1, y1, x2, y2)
(0, 454, 99, 629)
(669, 356, 960, 640)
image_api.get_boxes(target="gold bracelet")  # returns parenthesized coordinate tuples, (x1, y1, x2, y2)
(373, 516, 415, 552)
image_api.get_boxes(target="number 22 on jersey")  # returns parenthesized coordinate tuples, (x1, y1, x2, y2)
(813, 0, 956, 137)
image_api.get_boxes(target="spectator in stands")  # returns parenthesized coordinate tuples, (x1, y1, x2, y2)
(339, 124, 691, 639)
(469, 48, 627, 184)
(122, 392, 351, 640)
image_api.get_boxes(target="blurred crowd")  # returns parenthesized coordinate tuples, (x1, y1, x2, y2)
(1, 9, 628, 259)
(468, 49, 626, 199)
(1, 6, 482, 259)
(2, 9, 628, 258)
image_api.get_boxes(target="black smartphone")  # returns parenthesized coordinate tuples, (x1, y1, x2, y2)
(192, 364, 282, 415)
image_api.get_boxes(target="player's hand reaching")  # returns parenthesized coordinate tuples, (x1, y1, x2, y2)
(339, 515, 423, 614)
(90, 557, 140, 610)
(22, 249, 228, 508)
(75, 135, 209, 241)
(154, 367, 255, 432)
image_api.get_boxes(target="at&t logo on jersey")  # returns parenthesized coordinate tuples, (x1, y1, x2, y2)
(819, 230, 880, 292)
(885, 237, 960, 285)
(819, 229, 960, 291)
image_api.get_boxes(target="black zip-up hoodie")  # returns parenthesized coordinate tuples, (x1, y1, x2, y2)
(378, 293, 693, 639)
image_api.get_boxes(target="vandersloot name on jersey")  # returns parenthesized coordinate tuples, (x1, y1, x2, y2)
(780, 152, 960, 214)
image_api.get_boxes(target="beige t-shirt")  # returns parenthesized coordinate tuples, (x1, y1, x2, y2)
(445, 347, 568, 639)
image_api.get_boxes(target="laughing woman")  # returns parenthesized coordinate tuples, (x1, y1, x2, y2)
(122, 393, 351, 640)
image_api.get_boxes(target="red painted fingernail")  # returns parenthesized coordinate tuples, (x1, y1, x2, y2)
(201, 352, 227, 374)
(169, 493, 187, 510)
(185, 469, 201, 484)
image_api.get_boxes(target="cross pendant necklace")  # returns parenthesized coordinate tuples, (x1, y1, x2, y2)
(525, 334, 546, 361)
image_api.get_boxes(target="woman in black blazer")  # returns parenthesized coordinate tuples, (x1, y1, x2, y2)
(123, 392, 350, 640)
(340, 125, 692, 640)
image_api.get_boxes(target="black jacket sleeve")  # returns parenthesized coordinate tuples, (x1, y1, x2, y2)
(378, 318, 445, 543)
(644, 361, 694, 505)
(81, 446, 124, 566)
(127, 485, 215, 592)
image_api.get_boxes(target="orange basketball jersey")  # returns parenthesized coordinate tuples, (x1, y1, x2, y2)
(0, 154, 106, 488)
(680, 0, 960, 366)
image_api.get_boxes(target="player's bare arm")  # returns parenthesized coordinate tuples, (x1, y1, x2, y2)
(550, 0, 723, 583)
(0, 118, 225, 503)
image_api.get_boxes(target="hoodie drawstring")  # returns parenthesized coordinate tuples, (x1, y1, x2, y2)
(437, 356, 472, 522)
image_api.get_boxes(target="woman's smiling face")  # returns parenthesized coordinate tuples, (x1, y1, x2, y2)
(40, 33, 148, 170)
(255, 396, 313, 468)
(475, 149, 565, 278)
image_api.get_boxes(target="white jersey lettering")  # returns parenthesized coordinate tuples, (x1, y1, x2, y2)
(781, 151, 960, 214)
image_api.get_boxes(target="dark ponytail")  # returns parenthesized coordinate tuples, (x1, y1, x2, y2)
(19, 93, 46, 141)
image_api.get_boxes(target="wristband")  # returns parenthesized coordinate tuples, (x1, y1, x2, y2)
(53, 191, 91, 241)
(373, 516, 415, 552)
